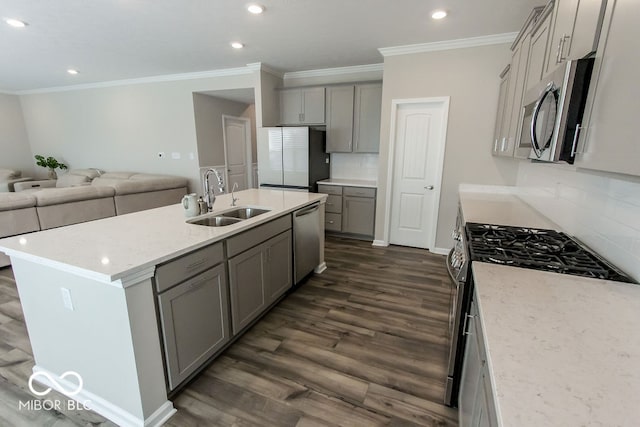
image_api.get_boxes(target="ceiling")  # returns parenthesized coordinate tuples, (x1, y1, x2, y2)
(1, 0, 543, 93)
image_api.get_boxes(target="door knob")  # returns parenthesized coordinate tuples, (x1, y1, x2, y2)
(425, 185, 434, 190)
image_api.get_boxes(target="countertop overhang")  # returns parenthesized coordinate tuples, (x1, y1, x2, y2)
(0, 189, 326, 286)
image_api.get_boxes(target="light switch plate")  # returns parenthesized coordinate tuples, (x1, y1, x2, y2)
(61, 288, 74, 311)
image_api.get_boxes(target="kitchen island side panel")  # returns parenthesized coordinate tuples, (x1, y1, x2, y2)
(11, 257, 172, 424)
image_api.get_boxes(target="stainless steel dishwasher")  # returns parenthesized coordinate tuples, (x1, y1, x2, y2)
(293, 202, 321, 284)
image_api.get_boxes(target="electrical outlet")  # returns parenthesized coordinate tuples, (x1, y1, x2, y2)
(171, 152, 181, 160)
(157, 152, 165, 159)
(189, 152, 195, 160)
(61, 288, 74, 311)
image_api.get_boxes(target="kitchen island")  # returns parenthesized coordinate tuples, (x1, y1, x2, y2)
(458, 185, 640, 426)
(0, 189, 327, 427)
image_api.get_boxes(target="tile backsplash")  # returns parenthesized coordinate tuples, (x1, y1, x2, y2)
(516, 161, 640, 282)
(330, 153, 379, 181)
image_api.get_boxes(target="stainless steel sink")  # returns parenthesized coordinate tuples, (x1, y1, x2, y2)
(188, 216, 242, 227)
(220, 207, 270, 219)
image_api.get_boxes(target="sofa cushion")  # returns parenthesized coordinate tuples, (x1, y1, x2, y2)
(0, 169, 21, 181)
(99, 172, 137, 180)
(92, 174, 187, 195)
(33, 186, 115, 207)
(56, 174, 91, 188)
(0, 192, 37, 211)
(68, 168, 104, 179)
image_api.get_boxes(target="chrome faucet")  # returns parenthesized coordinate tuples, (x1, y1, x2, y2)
(203, 168, 224, 212)
(231, 182, 239, 206)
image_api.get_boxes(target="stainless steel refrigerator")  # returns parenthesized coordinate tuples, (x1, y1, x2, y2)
(257, 127, 330, 192)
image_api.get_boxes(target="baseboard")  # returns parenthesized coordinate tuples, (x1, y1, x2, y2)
(372, 240, 388, 247)
(31, 366, 176, 427)
(430, 247, 450, 255)
(314, 262, 327, 274)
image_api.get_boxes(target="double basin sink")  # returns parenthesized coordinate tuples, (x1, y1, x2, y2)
(187, 207, 270, 227)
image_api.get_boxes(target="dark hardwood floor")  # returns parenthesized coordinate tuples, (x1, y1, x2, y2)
(0, 236, 457, 426)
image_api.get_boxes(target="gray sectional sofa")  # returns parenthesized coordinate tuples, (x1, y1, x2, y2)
(0, 170, 188, 267)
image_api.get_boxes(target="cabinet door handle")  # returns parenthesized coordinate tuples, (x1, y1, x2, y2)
(500, 137, 507, 152)
(328, 220, 334, 224)
(188, 277, 208, 291)
(494, 138, 499, 152)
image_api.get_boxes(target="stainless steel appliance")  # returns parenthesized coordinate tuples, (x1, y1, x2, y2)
(444, 208, 471, 406)
(293, 203, 321, 284)
(444, 216, 635, 407)
(519, 58, 594, 163)
(257, 127, 330, 192)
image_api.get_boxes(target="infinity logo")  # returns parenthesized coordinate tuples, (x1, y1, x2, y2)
(28, 371, 84, 397)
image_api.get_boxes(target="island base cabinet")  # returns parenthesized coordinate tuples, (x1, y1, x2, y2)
(158, 263, 230, 391)
(228, 230, 292, 335)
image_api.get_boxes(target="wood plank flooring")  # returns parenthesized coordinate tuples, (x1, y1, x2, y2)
(0, 236, 458, 426)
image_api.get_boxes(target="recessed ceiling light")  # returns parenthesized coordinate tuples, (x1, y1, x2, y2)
(247, 4, 264, 14)
(231, 42, 244, 49)
(67, 69, 79, 75)
(431, 10, 447, 20)
(5, 18, 27, 28)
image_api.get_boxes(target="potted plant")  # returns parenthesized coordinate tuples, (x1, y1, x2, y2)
(35, 155, 68, 179)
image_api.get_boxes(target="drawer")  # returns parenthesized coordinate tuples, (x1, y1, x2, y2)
(325, 194, 342, 213)
(155, 242, 224, 293)
(226, 215, 292, 258)
(325, 213, 342, 232)
(317, 184, 343, 196)
(343, 186, 376, 198)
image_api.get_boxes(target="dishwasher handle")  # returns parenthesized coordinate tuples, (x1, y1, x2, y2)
(294, 203, 320, 217)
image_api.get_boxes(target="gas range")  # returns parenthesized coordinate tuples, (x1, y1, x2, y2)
(465, 222, 634, 283)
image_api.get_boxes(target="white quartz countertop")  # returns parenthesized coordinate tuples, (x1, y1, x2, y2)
(459, 185, 640, 426)
(0, 189, 326, 285)
(317, 178, 377, 188)
(473, 262, 640, 427)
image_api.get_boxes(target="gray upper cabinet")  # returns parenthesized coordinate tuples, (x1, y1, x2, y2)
(326, 83, 382, 153)
(325, 86, 355, 153)
(525, 4, 553, 92)
(353, 83, 383, 153)
(545, 0, 606, 74)
(279, 87, 325, 125)
(492, 66, 511, 156)
(576, 0, 640, 177)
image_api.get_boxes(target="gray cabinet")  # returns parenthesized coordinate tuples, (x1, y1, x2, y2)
(228, 227, 292, 335)
(326, 83, 382, 153)
(326, 86, 355, 153)
(342, 187, 376, 237)
(525, 5, 553, 92)
(279, 87, 325, 125)
(158, 263, 230, 390)
(492, 65, 511, 156)
(353, 83, 382, 153)
(576, 0, 640, 177)
(546, 0, 606, 74)
(459, 294, 497, 427)
(318, 184, 376, 238)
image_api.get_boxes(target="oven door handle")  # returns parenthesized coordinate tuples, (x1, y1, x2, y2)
(462, 313, 474, 336)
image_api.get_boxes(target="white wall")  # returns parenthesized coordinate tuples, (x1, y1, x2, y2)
(377, 44, 521, 250)
(0, 93, 34, 175)
(19, 73, 255, 188)
(515, 161, 640, 282)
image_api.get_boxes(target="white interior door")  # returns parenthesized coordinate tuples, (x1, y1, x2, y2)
(388, 100, 448, 249)
(223, 115, 252, 191)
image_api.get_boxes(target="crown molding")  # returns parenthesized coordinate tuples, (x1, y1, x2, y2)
(283, 63, 384, 80)
(247, 62, 284, 78)
(0, 89, 18, 95)
(378, 32, 518, 57)
(15, 66, 257, 95)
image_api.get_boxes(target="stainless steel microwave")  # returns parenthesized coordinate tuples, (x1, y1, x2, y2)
(518, 58, 594, 163)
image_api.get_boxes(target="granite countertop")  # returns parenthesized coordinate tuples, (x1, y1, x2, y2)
(317, 178, 377, 188)
(459, 185, 640, 426)
(0, 189, 326, 284)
